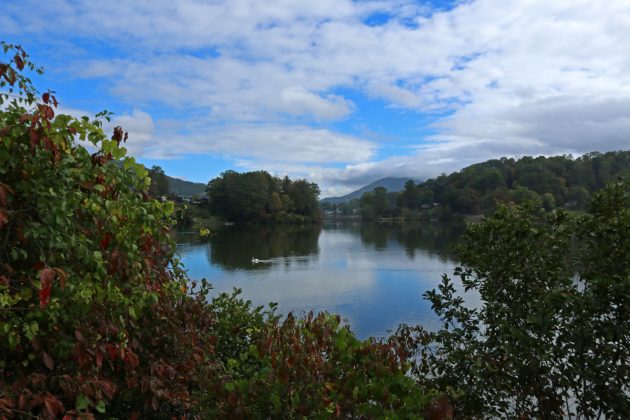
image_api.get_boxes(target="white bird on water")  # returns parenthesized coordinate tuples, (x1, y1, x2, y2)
(251, 257, 260, 264)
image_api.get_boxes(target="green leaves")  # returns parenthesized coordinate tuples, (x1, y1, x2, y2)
(0, 43, 219, 418)
(75, 394, 89, 411)
(401, 180, 630, 418)
(207, 170, 321, 223)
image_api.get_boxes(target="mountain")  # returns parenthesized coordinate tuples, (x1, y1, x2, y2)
(167, 176, 207, 197)
(321, 177, 421, 204)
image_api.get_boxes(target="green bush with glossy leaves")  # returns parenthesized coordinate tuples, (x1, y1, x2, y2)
(0, 42, 218, 418)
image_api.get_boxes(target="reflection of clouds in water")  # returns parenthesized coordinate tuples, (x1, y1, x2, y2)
(210, 255, 377, 318)
(175, 223, 461, 339)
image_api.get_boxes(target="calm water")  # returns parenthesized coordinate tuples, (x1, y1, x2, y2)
(175, 221, 463, 339)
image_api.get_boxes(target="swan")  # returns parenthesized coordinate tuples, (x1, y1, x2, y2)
(251, 258, 260, 264)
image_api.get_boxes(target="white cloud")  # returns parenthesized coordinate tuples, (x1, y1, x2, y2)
(280, 87, 354, 120)
(3, 0, 630, 194)
(105, 109, 377, 164)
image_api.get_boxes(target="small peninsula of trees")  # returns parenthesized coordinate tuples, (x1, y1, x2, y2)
(207, 170, 321, 223)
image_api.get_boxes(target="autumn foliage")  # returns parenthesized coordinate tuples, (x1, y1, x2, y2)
(0, 43, 434, 418)
(0, 43, 218, 418)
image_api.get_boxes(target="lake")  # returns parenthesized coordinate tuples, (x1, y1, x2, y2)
(174, 220, 464, 339)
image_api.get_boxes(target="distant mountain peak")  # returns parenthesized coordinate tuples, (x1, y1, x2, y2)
(321, 177, 422, 204)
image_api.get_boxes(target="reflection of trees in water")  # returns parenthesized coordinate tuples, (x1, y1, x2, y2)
(207, 224, 321, 270)
(359, 222, 464, 262)
(358, 224, 389, 250)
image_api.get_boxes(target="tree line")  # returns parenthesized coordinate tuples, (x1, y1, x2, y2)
(206, 170, 321, 223)
(321, 151, 630, 219)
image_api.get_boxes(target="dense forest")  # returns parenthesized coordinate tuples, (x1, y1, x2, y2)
(206, 170, 321, 223)
(322, 151, 630, 219)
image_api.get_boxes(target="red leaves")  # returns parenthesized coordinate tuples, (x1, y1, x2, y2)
(30, 126, 41, 149)
(227, 392, 238, 407)
(38, 283, 51, 308)
(18, 393, 27, 410)
(100, 380, 116, 400)
(112, 126, 127, 144)
(0, 397, 15, 416)
(38, 267, 67, 307)
(41, 91, 59, 107)
(0, 182, 13, 206)
(105, 344, 117, 361)
(42, 352, 54, 370)
(426, 395, 454, 420)
(43, 394, 64, 418)
(99, 233, 112, 250)
(1, 65, 16, 85)
(45, 106, 55, 120)
(95, 352, 103, 369)
(39, 267, 55, 308)
(107, 250, 126, 275)
(0, 210, 8, 229)
(0, 182, 11, 230)
(38, 104, 55, 120)
(13, 54, 25, 71)
(123, 350, 139, 370)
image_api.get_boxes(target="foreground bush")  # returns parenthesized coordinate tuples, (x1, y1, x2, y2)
(398, 180, 629, 418)
(0, 43, 218, 418)
(0, 43, 432, 418)
(199, 289, 432, 418)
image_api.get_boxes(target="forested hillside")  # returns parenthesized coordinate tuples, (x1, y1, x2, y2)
(352, 151, 629, 219)
(167, 176, 206, 197)
(146, 165, 206, 197)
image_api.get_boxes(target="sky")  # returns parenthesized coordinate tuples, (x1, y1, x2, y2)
(2, 0, 629, 197)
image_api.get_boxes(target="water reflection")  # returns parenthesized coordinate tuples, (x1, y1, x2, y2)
(358, 222, 463, 261)
(174, 221, 462, 339)
(207, 224, 321, 270)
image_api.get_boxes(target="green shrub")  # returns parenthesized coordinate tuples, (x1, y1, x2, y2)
(0, 43, 218, 418)
(398, 180, 629, 418)
(198, 304, 433, 418)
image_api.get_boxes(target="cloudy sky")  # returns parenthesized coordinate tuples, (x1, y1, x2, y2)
(2, 0, 629, 197)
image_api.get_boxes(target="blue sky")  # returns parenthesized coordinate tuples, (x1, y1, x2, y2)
(2, 0, 630, 197)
